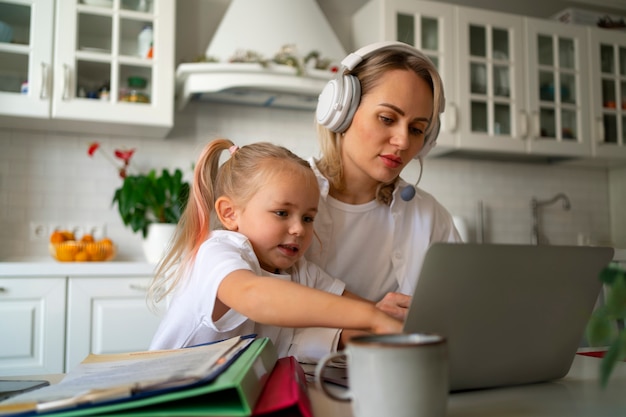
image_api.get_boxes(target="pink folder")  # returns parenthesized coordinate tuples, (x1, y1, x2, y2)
(253, 356, 313, 417)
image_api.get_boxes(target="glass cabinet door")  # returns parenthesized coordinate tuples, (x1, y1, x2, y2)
(54, 0, 156, 119)
(53, 0, 173, 128)
(0, 0, 53, 117)
(525, 18, 590, 157)
(456, 7, 526, 153)
(599, 44, 626, 144)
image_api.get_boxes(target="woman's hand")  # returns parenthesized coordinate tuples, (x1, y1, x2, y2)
(375, 292, 411, 321)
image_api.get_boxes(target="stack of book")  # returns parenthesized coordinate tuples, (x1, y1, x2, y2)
(0, 335, 311, 417)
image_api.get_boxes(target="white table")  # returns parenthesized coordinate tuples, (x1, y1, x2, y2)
(307, 353, 626, 417)
(4, 354, 625, 416)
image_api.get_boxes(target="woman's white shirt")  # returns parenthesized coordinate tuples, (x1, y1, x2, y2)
(149, 230, 345, 360)
(307, 158, 461, 299)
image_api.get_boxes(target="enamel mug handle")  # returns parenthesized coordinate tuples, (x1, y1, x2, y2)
(314, 351, 351, 402)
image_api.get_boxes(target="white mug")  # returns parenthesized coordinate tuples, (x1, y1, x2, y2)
(315, 333, 448, 417)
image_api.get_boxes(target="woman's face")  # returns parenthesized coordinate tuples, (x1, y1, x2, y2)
(340, 68, 434, 194)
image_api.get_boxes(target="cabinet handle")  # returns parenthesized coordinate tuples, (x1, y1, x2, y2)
(0, 287, 6, 294)
(129, 284, 149, 292)
(519, 111, 528, 138)
(62, 64, 71, 101)
(531, 111, 540, 139)
(446, 102, 459, 133)
(40, 62, 50, 100)
(596, 117, 605, 144)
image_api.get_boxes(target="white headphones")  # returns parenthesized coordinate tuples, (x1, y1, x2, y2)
(316, 41, 443, 158)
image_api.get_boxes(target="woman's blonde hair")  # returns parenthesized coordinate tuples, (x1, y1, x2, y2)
(315, 47, 445, 205)
(148, 139, 315, 308)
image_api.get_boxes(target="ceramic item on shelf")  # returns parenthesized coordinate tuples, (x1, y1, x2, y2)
(0, 20, 13, 43)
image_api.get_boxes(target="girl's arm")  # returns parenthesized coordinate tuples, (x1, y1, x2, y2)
(343, 289, 411, 321)
(217, 269, 402, 334)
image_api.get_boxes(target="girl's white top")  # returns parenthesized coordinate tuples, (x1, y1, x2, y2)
(150, 230, 345, 361)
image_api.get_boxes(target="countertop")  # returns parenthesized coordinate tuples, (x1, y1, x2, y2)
(0, 261, 156, 277)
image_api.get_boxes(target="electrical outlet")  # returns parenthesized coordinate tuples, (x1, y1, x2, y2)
(67, 223, 85, 239)
(86, 223, 107, 240)
(49, 223, 65, 234)
(29, 222, 49, 241)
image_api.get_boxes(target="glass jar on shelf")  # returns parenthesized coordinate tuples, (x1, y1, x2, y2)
(121, 76, 150, 103)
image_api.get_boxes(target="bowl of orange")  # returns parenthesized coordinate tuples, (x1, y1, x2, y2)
(49, 230, 116, 262)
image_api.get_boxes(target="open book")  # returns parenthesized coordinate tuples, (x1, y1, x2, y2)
(0, 336, 277, 417)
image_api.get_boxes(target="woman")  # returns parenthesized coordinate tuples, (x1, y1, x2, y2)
(308, 40, 461, 313)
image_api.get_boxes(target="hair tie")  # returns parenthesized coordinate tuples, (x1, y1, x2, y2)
(228, 145, 239, 155)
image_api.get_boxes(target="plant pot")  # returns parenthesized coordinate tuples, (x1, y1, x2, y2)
(142, 223, 176, 264)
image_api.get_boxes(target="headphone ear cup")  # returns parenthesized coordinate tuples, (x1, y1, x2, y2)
(333, 75, 361, 133)
(316, 75, 360, 132)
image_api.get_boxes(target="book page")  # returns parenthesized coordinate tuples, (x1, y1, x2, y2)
(0, 336, 252, 411)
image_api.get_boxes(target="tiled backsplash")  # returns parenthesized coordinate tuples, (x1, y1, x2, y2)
(0, 101, 619, 261)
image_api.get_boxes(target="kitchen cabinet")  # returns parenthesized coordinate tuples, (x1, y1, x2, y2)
(454, 6, 528, 154)
(0, 278, 66, 376)
(0, 0, 175, 137)
(524, 17, 591, 157)
(589, 28, 626, 159)
(351, 0, 610, 160)
(66, 276, 163, 372)
(0, 268, 162, 375)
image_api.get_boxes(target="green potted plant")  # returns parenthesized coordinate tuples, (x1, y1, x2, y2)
(88, 142, 190, 262)
(586, 263, 626, 387)
(112, 168, 189, 239)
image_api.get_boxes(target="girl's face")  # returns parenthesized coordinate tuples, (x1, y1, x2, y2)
(232, 168, 320, 273)
(341, 68, 434, 195)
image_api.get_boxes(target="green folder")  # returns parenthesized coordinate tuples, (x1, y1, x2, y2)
(3, 338, 277, 417)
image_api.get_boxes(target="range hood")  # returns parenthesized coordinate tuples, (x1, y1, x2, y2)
(176, 0, 347, 111)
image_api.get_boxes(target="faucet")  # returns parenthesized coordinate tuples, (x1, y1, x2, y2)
(531, 193, 571, 245)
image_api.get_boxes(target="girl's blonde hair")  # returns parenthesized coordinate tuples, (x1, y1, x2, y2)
(148, 139, 315, 307)
(315, 47, 445, 206)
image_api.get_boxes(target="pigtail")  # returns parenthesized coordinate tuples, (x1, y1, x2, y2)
(148, 138, 234, 309)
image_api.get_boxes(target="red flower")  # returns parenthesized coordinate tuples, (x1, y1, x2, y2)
(87, 142, 100, 157)
(114, 149, 135, 163)
(88, 142, 136, 179)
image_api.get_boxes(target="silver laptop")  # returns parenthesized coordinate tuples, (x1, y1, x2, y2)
(310, 243, 614, 392)
(403, 243, 614, 391)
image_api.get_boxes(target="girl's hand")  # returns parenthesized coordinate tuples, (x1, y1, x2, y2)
(375, 292, 411, 321)
(371, 310, 404, 334)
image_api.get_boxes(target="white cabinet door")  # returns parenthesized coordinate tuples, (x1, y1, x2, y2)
(66, 276, 163, 372)
(0, 278, 66, 376)
(455, 6, 528, 154)
(52, 0, 174, 128)
(589, 28, 626, 159)
(524, 18, 591, 158)
(0, 0, 54, 118)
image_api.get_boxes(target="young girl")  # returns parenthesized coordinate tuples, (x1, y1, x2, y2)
(148, 139, 402, 359)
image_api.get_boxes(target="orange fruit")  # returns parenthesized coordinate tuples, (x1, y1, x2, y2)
(50, 231, 65, 244)
(62, 230, 75, 241)
(80, 234, 95, 243)
(56, 242, 79, 262)
(86, 243, 106, 261)
(74, 251, 90, 262)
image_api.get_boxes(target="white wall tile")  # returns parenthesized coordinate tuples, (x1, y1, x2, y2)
(0, 101, 621, 261)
